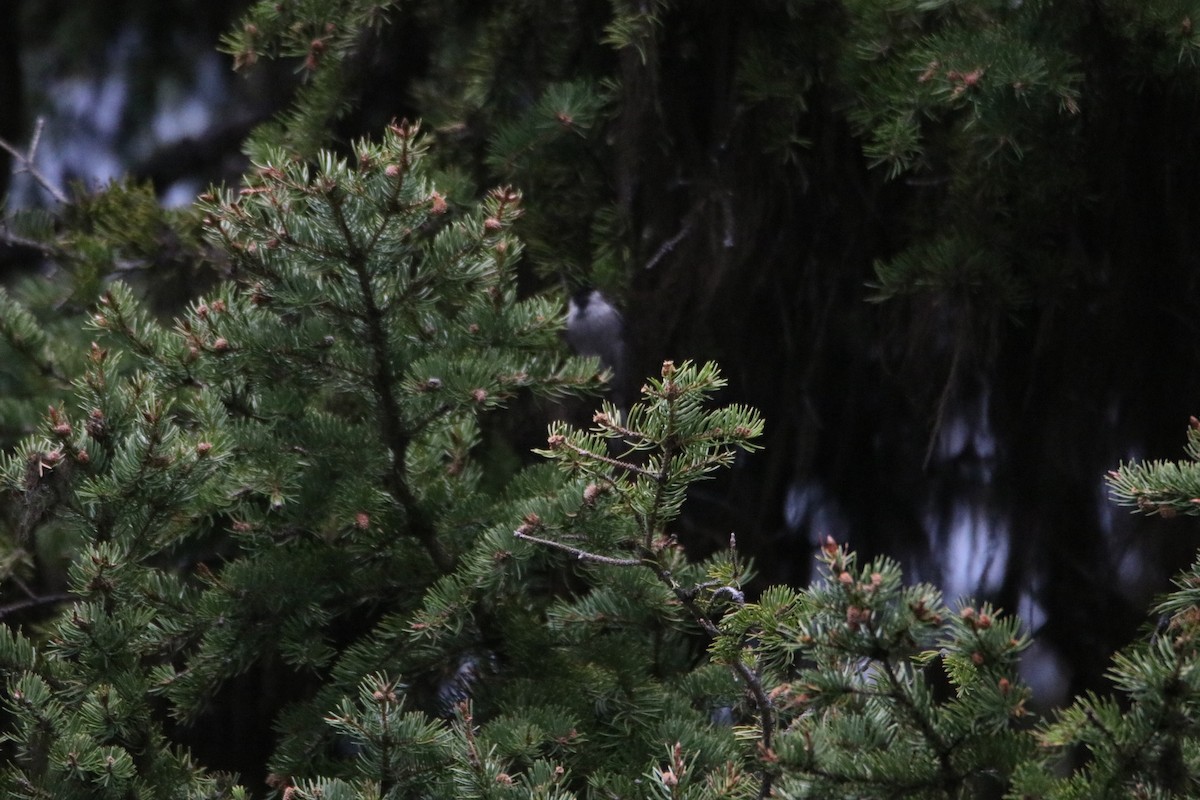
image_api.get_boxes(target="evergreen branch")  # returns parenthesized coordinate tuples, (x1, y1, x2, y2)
(107, 409, 170, 547)
(459, 706, 481, 770)
(262, 343, 371, 381)
(224, 197, 343, 265)
(575, 462, 648, 531)
(94, 289, 164, 361)
(0, 292, 70, 386)
(643, 448, 670, 549)
(1087, 639, 1194, 795)
(641, 372, 681, 547)
(532, 362, 773, 795)
(645, 557, 777, 800)
(590, 410, 650, 443)
(493, 126, 573, 177)
(324, 185, 453, 572)
(406, 402, 454, 437)
(376, 678, 396, 798)
(324, 186, 367, 265)
(878, 656, 958, 795)
(363, 127, 413, 258)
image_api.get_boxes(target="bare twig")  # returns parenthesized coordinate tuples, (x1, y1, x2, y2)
(0, 118, 69, 205)
(922, 333, 964, 472)
(0, 591, 75, 620)
(555, 437, 660, 479)
(512, 529, 643, 566)
(643, 198, 704, 271)
(0, 228, 62, 256)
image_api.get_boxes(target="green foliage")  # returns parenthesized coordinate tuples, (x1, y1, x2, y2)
(221, 0, 398, 159)
(836, 0, 1086, 311)
(1108, 418, 1200, 518)
(602, 0, 670, 65)
(0, 124, 608, 797)
(10, 2, 1200, 799)
(0, 124, 778, 799)
(0, 179, 212, 461)
(1009, 553, 1200, 798)
(10, 156, 1200, 796)
(717, 543, 1034, 799)
(215, 0, 1115, 313)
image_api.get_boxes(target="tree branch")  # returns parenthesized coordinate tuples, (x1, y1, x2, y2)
(0, 119, 68, 205)
(645, 557, 777, 799)
(512, 529, 643, 566)
(0, 592, 76, 621)
(325, 188, 453, 573)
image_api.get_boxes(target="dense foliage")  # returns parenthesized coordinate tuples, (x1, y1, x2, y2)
(0, 117, 1196, 799)
(6, 0, 1200, 798)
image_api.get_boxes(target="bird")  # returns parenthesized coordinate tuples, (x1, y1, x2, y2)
(566, 288, 626, 406)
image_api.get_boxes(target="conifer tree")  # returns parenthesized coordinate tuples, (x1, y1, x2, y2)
(0, 120, 599, 794)
(9, 1, 1200, 799)
(0, 122, 774, 799)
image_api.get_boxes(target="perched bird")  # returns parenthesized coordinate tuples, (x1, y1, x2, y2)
(565, 289, 625, 388)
